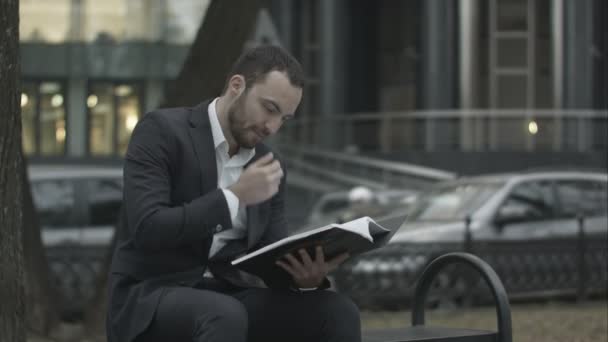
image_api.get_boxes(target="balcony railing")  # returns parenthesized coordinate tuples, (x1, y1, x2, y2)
(277, 110, 608, 153)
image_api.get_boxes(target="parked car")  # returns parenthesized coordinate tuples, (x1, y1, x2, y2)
(332, 170, 608, 309)
(303, 187, 418, 231)
(28, 163, 123, 318)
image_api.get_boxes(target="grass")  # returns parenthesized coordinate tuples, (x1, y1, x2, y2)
(361, 300, 607, 342)
(28, 300, 607, 341)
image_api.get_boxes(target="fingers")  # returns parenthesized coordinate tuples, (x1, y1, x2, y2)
(253, 152, 274, 166)
(314, 246, 325, 265)
(276, 253, 306, 279)
(299, 249, 314, 267)
(326, 252, 350, 272)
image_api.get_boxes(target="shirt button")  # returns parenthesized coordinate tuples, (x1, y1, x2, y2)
(215, 224, 223, 233)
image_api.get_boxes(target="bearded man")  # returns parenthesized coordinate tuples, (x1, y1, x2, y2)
(106, 45, 360, 342)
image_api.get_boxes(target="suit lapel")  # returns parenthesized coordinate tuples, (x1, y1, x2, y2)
(187, 101, 217, 193)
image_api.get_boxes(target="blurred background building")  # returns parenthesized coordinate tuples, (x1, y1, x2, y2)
(20, 0, 607, 172)
(20, 0, 209, 159)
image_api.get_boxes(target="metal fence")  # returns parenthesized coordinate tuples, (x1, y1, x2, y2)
(277, 110, 608, 153)
(333, 217, 607, 310)
(45, 244, 108, 318)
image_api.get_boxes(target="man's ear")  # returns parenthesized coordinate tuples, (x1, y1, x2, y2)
(228, 75, 246, 96)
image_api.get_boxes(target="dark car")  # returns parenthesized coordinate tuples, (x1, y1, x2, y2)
(332, 171, 608, 309)
(28, 164, 123, 317)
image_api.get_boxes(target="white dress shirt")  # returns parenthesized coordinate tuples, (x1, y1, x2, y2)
(205, 99, 318, 291)
(207, 98, 255, 258)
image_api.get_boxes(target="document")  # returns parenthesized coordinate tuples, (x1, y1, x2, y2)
(231, 215, 404, 282)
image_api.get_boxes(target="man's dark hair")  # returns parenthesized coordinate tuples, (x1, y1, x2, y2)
(223, 45, 305, 93)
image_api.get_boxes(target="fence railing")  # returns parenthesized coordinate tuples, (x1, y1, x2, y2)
(277, 110, 608, 153)
(334, 215, 607, 310)
(277, 145, 456, 191)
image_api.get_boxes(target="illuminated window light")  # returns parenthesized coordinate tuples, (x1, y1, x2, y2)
(87, 94, 98, 108)
(528, 120, 538, 135)
(21, 93, 29, 107)
(115, 85, 133, 97)
(51, 94, 64, 107)
(126, 113, 139, 132)
(55, 120, 66, 143)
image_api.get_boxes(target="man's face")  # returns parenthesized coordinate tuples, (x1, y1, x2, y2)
(227, 70, 302, 149)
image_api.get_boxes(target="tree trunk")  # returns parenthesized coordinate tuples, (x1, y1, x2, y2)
(163, 0, 268, 107)
(21, 158, 60, 335)
(0, 0, 26, 341)
(85, 0, 268, 335)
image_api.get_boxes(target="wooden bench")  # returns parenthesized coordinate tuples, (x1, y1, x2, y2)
(362, 252, 512, 342)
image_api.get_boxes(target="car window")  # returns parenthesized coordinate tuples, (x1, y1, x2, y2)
(85, 178, 123, 226)
(555, 180, 608, 217)
(408, 182, 502, 221)
(502, 180, 556, 219)
(31, 179, 78, 228)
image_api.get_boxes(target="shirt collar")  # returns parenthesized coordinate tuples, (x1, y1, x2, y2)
(208, 98, 255, 163)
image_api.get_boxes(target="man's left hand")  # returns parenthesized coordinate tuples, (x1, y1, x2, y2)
(276, 246, 349, 289)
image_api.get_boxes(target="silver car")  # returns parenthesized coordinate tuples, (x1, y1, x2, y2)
(333, 171, 608, 309)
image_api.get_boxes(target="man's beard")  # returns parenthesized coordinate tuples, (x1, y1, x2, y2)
(227, 93, 257, 149)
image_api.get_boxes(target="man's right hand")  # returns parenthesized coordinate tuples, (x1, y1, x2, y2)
(228, 153, 283, 206)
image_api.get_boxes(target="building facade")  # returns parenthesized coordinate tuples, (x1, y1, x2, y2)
(20, 0, 607, 160)
(20, 0, 207, 159)
(269, 0, 607, 153)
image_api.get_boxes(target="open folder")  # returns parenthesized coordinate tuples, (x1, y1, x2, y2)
(231, 214, 405, 282)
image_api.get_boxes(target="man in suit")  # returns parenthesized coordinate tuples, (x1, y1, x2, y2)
(106, 45, 361, 342)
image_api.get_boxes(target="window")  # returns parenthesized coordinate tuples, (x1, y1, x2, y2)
(555, 180, 608, 217)
(31, 179, 78, 228)
(408, 182, 503, 221)
(21, 83, 37, 154)
(502, 181, 556, 220)
(20, 0, 71, 42)
(85, 178, 123, 226)
(88, 83, 141, 156)
(21, 81, 67, 156)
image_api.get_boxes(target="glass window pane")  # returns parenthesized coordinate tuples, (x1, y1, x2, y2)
(497, 75, 527, 108)
(497, 38, 527, 68)
(89, 84, 115, 155)
(21, 83, 38, 155)
(31, 179, 77, 228)
(84, 0, 127, 43)
(497, 0, 528, 31)
(116, 84, 141, 155)
(556, 180, 608, 217)
(86, 178, 123, 226)
(39, 82, 66, 156)
(166, 0, 210, 44)
(504, 181, 555, 219)
(20, 0, 71, 42)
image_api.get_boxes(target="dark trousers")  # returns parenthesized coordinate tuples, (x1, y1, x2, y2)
(135, 278, 361, 342)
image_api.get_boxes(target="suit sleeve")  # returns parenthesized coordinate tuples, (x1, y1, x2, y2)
(252, 157, 331, 291)
(123, 112, 232, 251)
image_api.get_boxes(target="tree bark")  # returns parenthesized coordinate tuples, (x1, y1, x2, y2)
(0, 0, 26, 341)
(21, 158, 60, 335)
(163, 0, 268, 107)
(85, 0, 268, 335)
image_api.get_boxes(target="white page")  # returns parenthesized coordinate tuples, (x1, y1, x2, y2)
(231, 216, 376, 265)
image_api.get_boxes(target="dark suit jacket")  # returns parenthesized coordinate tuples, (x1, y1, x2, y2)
(106, 101, 290, 342)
